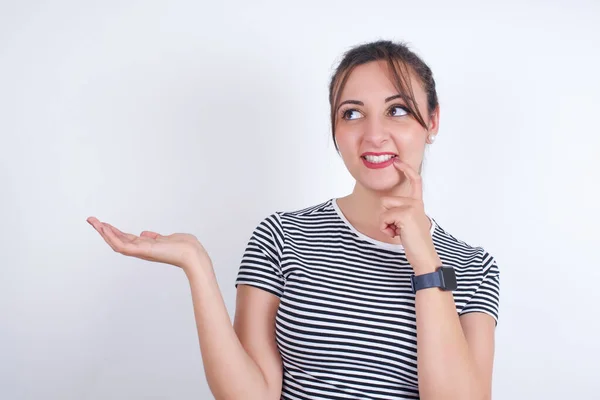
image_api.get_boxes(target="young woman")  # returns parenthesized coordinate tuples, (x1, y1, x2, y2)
(87, 40, 500, 400)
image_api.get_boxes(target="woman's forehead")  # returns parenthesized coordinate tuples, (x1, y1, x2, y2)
(339, 61, 424, 102)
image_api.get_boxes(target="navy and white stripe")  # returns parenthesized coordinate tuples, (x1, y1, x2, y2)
(235, 198, 500, 400)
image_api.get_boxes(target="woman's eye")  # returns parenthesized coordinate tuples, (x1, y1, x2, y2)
(342, 109, 362, 120)
(389, 106, 408, 117)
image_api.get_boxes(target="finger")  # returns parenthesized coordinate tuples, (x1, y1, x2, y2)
(140, 231, 161, 239)
(382, 225, 397, 238)
(96, 224, 119, 253)
(102, 224, 139, 256)
(379, 206, 410, 234)
(87, 217, 98, 225)
(87, 218, 132, 242)
(87, 217, 103, 232)
(88, 220, 130, 253)
(393, 159, 423, 200)
(380, 196, 413, 210)
(90, 221, 155, 261)
(104, 223, 137, 241)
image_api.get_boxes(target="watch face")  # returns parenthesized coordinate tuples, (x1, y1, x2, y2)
(441, 267, 458, 291)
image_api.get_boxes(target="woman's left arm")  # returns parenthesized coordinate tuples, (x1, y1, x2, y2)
(382, 159, 498, 400)
(414, 277, 496, 400)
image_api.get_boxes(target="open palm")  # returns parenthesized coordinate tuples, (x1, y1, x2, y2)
(87, 217, 207, 269)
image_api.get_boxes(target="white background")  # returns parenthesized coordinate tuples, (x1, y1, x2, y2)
(1, 0, 599, 399)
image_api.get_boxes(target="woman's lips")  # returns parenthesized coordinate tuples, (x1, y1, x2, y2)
(361, 155, 397, 169)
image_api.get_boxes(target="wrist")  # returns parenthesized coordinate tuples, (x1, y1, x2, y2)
(413, 258, 442, 276)
(182, 248, 213, 279)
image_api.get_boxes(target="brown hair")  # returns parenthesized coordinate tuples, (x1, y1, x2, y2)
(328, 40, 439, 152)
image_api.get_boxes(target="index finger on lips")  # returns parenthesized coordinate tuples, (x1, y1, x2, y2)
(393, 158, 423, 200)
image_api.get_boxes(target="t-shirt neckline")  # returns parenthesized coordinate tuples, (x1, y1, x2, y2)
(330, 197, 437, 252)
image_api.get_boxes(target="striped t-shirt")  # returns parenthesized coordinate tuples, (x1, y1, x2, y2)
(235, 198, 501, 400)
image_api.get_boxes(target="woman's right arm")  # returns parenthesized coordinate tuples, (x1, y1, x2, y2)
(86, 218, 282, 400)
(186, 264, 282, 400)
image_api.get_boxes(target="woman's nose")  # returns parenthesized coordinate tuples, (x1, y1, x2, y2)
(362, 117, 389, 145)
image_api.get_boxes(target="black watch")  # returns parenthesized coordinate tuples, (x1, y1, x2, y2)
(410, 266, 457, 294)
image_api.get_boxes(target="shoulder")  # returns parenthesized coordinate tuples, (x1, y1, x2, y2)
(260, 198, 335, 229)
(250, 198, 335, 241)
(431, 218, 500, 277)
(277, 198, 335, 218)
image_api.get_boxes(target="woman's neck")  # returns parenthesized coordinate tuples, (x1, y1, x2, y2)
(336, 182, 415, 245)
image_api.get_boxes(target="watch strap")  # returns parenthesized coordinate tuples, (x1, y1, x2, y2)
(411, 269, 443, 293)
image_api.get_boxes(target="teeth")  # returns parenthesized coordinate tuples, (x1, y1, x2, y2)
(364, 154, 395, 163)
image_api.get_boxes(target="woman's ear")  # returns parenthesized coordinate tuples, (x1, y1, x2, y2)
(428, 105, 440, 135)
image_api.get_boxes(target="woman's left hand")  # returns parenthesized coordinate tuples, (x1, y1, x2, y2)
(380, 158, 442, 274)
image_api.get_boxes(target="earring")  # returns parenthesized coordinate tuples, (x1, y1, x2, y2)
(428, 134, 436, 144)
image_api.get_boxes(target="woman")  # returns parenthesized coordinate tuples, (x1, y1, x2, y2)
(87, 40, 500, 400)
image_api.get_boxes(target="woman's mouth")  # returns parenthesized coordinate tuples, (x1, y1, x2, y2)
(361, 154, 397, 169)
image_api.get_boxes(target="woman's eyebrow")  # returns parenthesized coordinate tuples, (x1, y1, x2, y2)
(337, 94, 406, 111)
(385, 94, 406, 103)
(337, 100, 363, 111)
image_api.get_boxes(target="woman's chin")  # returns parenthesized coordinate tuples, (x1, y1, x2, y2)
(359, 176, 402, 193)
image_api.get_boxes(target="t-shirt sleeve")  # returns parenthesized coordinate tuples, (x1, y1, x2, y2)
(459, 248, 501, 325)
(235, 213, 285, 298)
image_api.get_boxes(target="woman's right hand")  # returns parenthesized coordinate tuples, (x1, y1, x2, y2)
(86, 217, 211, 272)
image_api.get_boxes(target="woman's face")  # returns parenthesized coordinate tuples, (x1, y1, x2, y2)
(334, 60, 439, 193)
